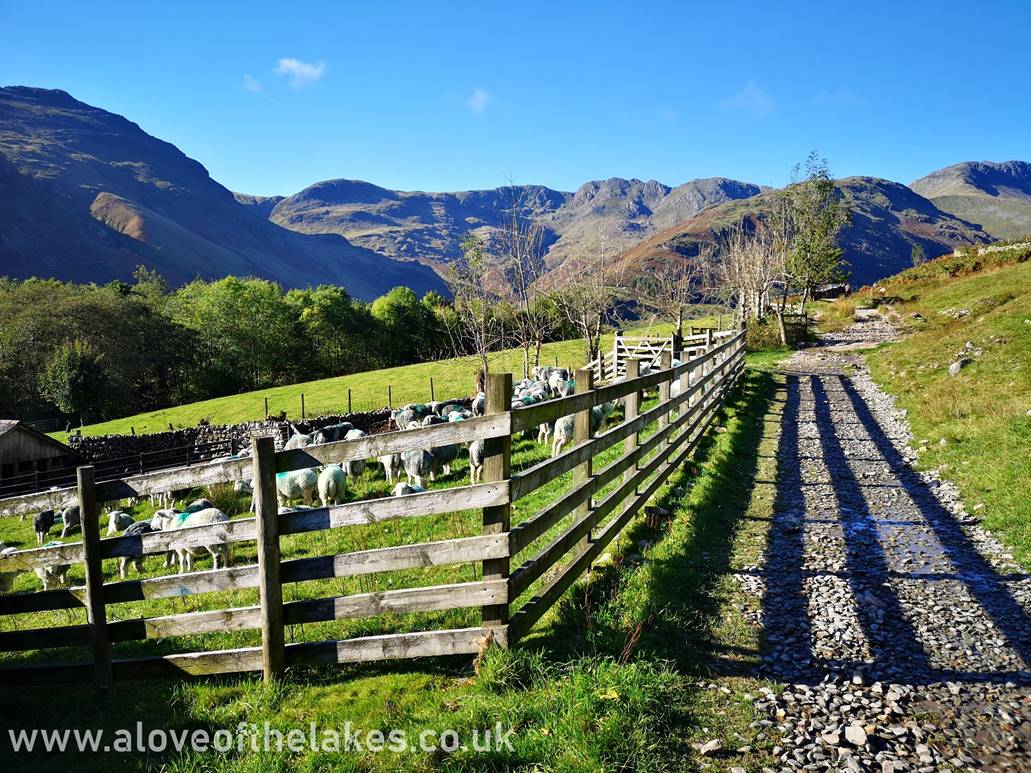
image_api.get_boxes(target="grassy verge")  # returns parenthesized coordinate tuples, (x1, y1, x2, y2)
(1, 362, 786, 771)
(814, 251, 1031, 568)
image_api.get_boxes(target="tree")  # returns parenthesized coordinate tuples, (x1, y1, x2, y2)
(710, 223, 783, 328)
(494, 187, 557, 377)
(782, 152, 852, 313)
(639, 244, 713, 339)
(447, 235, 507, 392)
(286, 285, 385, 376)
(911, 243, 927, 267)
(38, 339, 108, 422)
(553, 254, 629, 365)
(369, 286, 441, 366)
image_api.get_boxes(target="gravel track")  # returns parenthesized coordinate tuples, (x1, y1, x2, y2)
(738, 311, 1030, 771)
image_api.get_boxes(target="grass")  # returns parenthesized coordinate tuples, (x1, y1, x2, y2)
(0, 358, 790, 771)
(54, 319, 716, 441)
(814, 250, 1031, 568)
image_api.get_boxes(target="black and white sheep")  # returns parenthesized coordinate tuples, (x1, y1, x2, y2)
(33, 510, 55, 545)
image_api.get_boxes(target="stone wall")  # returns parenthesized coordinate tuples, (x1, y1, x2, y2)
(66, 410, 394, 465)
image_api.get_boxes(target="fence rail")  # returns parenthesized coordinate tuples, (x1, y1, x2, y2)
(0, 330, 745, 687)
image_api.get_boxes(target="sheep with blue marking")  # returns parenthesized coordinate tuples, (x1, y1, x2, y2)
(276, 468, 319, 507)
(401, 449, 433, 489)
(159, 508, 231, 573)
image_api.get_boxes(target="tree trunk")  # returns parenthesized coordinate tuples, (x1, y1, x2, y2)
(533, 338, 543, 370)
(522, 343, 530, 379)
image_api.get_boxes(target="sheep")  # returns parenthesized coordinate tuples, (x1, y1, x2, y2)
(276, 468, 319, 507)
(550, 401, 619, 457)
(106, 511, 134, 536)
(234, 479, 253, 496)
(380, 453, 402, 484)
(393, 408, 418, 430)
(0, 546, 21, 593)
(284, 425, 314, 450)
(392, 482, 425, 497)
(317, 464, 347, 507)
(150, 508, 184, 568)
(469, 439, 485, 484)
(118, 520, 154, 578)
(59, 505, 80, 538)
(471, 393, 486, 417)
(401, 449, 433, 489)
(342, 429, 368, 477)
(185, 498, 214, 513)
(421, 415, 445, 427)
(161, 508, 231, 573)
(34, 542, 71, 591)
(313, 421, 354, 444)
(33, 510, 55, 545)
(430, 443, 459, 478)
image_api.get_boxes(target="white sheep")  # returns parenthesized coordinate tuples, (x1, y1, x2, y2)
(380, 453, 402, 484)
(342, 429, 368, 477)
(317, 464, 347, 507)
(159, 508, 231, 574)
(33, 542, 71, 591)
(392, 482, 425, 496)
(276, 468, 319, 507)
(469, 439, 485, 484)
(106, 511, 134, 536)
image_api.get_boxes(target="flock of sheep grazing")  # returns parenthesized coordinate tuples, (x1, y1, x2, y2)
(2, 360, 679, 593)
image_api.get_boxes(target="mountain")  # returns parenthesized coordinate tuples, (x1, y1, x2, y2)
(618, 177, 992, 287)
(0, 86, 447, 298)
(264, 175, 764, 272)
(910, 161, 1031, 240)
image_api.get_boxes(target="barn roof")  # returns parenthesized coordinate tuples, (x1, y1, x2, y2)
(0, 420, 75, 456)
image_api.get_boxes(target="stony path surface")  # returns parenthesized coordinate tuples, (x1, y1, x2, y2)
(738, 311, 1031, 771)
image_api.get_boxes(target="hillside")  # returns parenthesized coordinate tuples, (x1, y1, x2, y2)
(0, 87, 447, 298)
(617, 176, 991, 286)
(817, 242, 1031, 566)
(911, 160, 1031, 240)
(264, 175, 764, 272)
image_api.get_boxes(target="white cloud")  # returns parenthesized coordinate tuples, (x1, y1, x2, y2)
(274, 58, 327, 88)
(243, 74, 261, 93)
(719, 81, 775, 117)
(467, 87, 490, 116)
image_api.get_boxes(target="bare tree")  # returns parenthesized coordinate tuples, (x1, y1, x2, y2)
(446, 234, 507, 392)
(711, 223, 783, 327)
(494, 186, 557, 377)
(553, 254, 629, 365)
(639, 244, 714, 339)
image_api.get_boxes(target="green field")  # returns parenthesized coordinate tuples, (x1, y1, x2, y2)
(813, 247, 1031, 567)
(56, 320, 702, 441)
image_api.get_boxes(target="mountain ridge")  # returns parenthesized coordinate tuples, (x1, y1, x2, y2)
(0, 86, 447, 298)
(910, 160, 1031, 240)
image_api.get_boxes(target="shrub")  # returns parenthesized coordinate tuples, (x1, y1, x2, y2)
(204, 481, 248, 516)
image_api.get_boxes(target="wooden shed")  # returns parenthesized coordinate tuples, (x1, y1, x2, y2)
(0, 420, 79, 488)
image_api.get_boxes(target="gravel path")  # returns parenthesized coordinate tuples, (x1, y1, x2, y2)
(739, 311, 1031, 771)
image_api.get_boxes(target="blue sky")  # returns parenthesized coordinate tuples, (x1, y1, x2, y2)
(3, 1, 1029, 196)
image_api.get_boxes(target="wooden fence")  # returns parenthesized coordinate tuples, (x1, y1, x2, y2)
(0, 331, 745, 687)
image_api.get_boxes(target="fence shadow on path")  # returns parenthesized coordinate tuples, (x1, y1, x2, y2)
(761, 370, 1031, 687)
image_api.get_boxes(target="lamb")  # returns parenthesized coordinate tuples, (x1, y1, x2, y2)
(342, 429, 368, 477)
(276, 468, 319, 507)
(59, 505, 80, 538)
(380, 453, 402, 484)
(401, 449, 433, 489)
(317, 464, 347, 507)
(33, 510, 55, 545)
(118, 519, 154, 578)
(468, 439, 485, 484)
(106, 511, 134, 536)
(161, 508, 231, 573)
(392, 482, 425, 497)
(34, 542, 70, 591)
(550, 401, 619, 457)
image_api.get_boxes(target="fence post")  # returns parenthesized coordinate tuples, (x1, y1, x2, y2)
(430, 377, 435, 402)
(347, 389, 352, 414)
(78, 465, 112, 692)
(388, 385, 392, 409)
(612, 330, 622, 378)
(264, 396, 269, 419)
(658, 352, 672, 437)
(251, 436, 285, 681)
(623, 360, 640, 483)
(301, 393, 305, 420)
(482, 373, 512, 635)
(573, 367, 595, 549)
